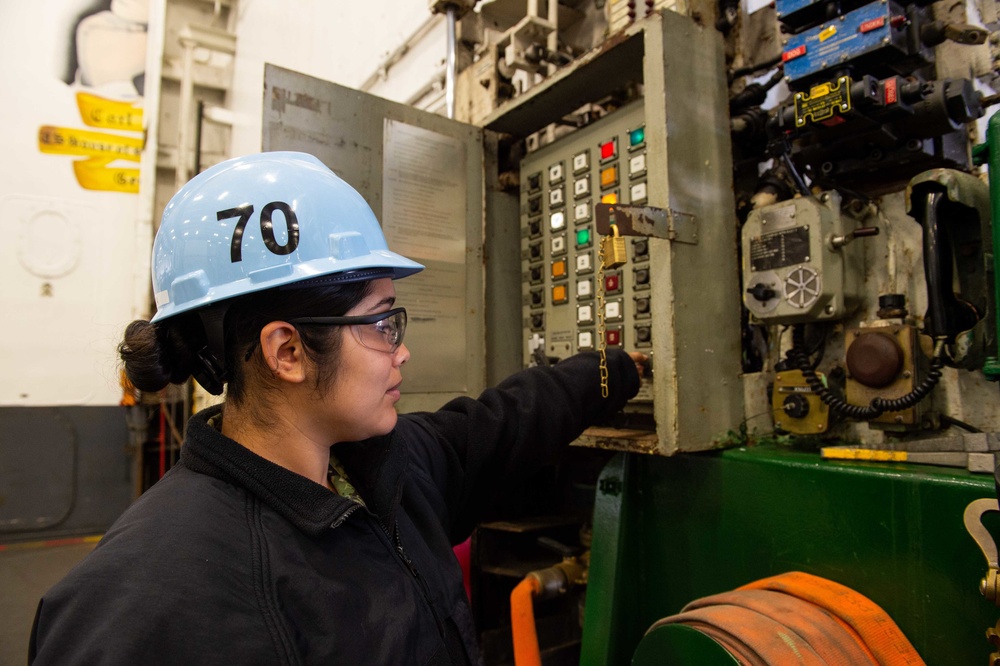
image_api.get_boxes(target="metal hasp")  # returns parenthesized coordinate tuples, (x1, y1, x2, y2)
(581, 448, 1000, 665)
(973, 111, 1000, 382)
(490, 10, 743, 456)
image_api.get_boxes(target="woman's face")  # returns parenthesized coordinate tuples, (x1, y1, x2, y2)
(319, 278, 410, 443)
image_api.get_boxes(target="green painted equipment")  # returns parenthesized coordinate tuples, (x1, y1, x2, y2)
(581, 446, 1000, 665)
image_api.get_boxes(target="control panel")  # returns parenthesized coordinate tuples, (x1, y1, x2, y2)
(519, 102, 653, 401)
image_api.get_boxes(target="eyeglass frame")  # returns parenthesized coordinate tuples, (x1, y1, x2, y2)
(288, 307, 408, 354)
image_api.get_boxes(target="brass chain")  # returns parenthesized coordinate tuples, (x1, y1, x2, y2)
(597, 240, 609, 398)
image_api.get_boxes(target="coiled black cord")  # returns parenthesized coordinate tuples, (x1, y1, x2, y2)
(791, 325, 945, 420)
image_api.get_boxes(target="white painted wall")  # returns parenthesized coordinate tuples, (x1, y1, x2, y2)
(230, 0, 448, 156)
(0, 0, 152, 406)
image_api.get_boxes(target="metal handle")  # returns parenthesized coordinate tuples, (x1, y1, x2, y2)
(964, 497, 1000, 604)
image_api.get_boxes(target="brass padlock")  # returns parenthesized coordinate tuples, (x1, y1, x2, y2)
(601, 223, 628, 269)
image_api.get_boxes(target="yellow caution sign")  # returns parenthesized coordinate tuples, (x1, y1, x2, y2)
(76, 92, 143, 132)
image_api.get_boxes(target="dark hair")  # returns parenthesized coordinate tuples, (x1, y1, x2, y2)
(118, 281, 374, 407)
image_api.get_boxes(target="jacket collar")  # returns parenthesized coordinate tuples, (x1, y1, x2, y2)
(180, 405, 408, 537)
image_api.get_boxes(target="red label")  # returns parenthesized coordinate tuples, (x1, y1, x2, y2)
(884, 77, 898, 104)
(859, 17, 886, 33)
(782, 45, 806, 62)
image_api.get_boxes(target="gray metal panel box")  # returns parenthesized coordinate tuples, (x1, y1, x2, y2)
(485, 11, 745, 455)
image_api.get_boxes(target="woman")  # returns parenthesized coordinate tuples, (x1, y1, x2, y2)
(29, 152, 642, 665)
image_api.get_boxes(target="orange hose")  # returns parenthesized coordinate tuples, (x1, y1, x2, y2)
(645, 572, 924, 665)
(682, 589, 878, 665)
(510, 576, 543, 666)
(739, 572, 924, 665)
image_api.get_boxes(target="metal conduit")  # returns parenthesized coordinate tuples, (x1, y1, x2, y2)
(445, 6, 457, 119)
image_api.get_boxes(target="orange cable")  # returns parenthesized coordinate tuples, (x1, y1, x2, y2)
(510, 576, 542, 666)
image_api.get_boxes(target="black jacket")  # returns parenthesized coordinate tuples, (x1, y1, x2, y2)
(29, 351, 639, 665)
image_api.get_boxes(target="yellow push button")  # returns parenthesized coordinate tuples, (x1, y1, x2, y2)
(551, 259, 567, 279)
(600, 165, 618, 189)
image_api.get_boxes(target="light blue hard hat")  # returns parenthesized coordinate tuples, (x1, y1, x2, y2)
(150, 151, 423, 322)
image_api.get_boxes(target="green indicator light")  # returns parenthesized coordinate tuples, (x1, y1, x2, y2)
(629, 127, 645, 146)
(577, 228, 591, 246)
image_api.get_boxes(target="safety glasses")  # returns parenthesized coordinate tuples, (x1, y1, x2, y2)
(290, 307, 408, 354)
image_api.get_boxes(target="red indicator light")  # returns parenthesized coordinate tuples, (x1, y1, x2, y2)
(859, 17, 886, 33)
(605, 274, 620, 292)
(606, 329, 621, 346)
(782, 45, 806, 62)
(600, 139, 617, 161)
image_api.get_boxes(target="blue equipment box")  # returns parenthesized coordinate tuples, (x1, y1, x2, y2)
(781, 1, 927, 86)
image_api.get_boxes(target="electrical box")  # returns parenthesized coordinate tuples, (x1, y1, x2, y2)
(493, 11, 744, 455)
(742, 192, 865, 324)
(781, 1, 931, 86)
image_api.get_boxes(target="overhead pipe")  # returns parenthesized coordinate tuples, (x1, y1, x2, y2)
(445, 5, 457, 119)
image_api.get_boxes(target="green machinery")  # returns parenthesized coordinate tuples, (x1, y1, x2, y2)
(584, 447, 999, 665)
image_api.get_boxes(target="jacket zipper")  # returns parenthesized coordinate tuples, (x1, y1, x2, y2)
(334, 505, 447, 638)
(376, 518, 447, 640)
(330, 502, 361, 529)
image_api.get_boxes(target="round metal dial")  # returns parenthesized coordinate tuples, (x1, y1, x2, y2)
(784, 266, 821, 309)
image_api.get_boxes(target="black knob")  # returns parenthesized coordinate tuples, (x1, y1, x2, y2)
(782, 394, 810, 419)
(747, 283, 776, 302)
(877, 293, 908, 319)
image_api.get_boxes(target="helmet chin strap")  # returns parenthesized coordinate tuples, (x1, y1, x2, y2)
(194, 304, 230, 395)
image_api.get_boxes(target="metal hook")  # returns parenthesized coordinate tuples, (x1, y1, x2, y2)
(964, 497, 1000, 604)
